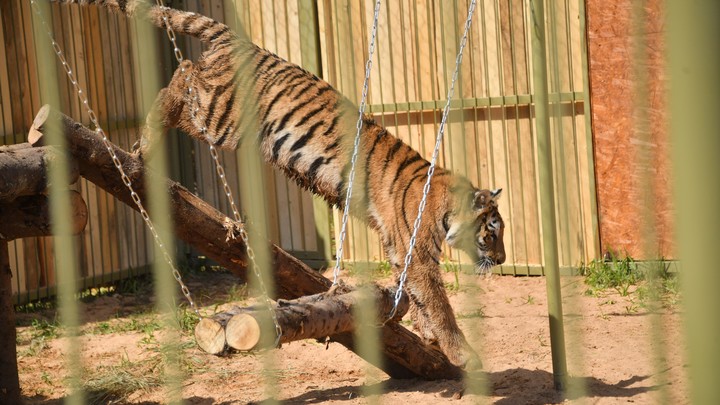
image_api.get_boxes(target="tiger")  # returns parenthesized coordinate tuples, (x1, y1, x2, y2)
(51, 0, 506, 369)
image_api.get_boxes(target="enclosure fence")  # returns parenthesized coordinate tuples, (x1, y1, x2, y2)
(2, 0, 718, 403)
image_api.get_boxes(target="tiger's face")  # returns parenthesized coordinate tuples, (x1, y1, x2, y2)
(446, 188, 506, 274)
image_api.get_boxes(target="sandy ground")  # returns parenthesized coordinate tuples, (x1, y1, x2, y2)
(15, 269, 688, 404)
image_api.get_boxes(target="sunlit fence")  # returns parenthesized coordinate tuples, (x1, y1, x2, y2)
(1, 0, 718, 403)
(2, 0, 597, 305)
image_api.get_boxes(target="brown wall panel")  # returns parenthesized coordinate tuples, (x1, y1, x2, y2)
(587, 0, 674, 259)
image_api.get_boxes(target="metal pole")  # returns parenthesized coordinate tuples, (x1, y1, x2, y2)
(529, 0, 568, 391)
(666, 1, 720, 404)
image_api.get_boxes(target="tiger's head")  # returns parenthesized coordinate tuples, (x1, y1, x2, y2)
(445, 187, 506, 274)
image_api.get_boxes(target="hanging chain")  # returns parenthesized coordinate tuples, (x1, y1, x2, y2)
(331, 0, 382, 286)
(388, 0, 477, 320)
(154, 0, 282, 343)
(30, 0, 201, 318)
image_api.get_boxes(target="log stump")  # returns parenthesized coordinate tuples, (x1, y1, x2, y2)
(195, 284, 409, 354)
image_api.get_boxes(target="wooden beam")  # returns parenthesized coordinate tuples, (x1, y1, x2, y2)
(0, 144, 79, 201)
(0, 191, 88, 240)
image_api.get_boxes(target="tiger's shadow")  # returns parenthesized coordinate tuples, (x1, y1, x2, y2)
(276, 367, 661, 404)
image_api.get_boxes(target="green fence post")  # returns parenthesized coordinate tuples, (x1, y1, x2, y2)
(31, 2, 85, 403)
(666, 1, 720, 404)
(529, 0, 568, 391)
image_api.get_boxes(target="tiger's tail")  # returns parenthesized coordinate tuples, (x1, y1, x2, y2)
(49, 0, 236, 44)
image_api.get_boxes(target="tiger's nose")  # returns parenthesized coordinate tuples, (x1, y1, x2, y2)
(496, 251, 506, 265)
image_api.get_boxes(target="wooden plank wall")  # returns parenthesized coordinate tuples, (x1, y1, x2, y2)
(2, 0, 601, 305)
(586, 0, 673, 259)
(1, 2, 151, 304)
(318, 0, 598, 273)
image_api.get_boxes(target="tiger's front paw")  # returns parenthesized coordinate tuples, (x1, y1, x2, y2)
(443, 338, 483, 371)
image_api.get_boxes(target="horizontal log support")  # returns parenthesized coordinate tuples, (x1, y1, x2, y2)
(0, 191, 87, 240)
(0, 144, 79, 201)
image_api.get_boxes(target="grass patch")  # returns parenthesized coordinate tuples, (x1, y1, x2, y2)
(581, 254, 681, 307)
(84, 354, 164, 404)
(86, 315, 162, 336)
(581, 255, 641, 296)
(443, 258, 461, 292)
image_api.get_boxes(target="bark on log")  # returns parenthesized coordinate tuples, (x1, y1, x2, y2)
(0, 191, 88, 240)
(31, 105, 463, 380)
(0, 144, 79, 201)
(195, 284, 409, 354)
(0, 242, 21, 404)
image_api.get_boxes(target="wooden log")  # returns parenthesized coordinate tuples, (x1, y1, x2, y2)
(0, 144, 80, 201)
(0, 242, 21, 404)
(195, 284, 409, 354)
(30, 105, 463, 380)
(0, 191, 88, 240)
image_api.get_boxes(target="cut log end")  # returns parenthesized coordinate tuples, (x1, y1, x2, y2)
(226, 313, 261, 351)
(29, 105, 50, 146)
(194, 318, 226, 355)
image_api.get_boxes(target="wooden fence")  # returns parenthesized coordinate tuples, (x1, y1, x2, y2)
(1, 0, 598, 304)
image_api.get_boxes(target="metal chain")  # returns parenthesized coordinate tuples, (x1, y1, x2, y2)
(154, 0, 282, 342)
(30, 0, 201, 318)
(388, 0, 477, 320)
(332, 0, 383, 286)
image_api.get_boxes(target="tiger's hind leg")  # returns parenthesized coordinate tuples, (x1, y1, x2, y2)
(132, 60, 192, 158)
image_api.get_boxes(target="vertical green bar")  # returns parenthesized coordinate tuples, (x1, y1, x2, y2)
(30, 3, 84, 403)
(529, 0, 567, 391)
(133, 14, 183, 405)
(224, 3, 279, 402)
(666, 1, 720, 404)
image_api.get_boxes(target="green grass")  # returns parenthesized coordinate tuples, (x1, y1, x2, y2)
(581, 255, 642, 297)
(442, 258, 461, 292)
(581, 254, 681, 307)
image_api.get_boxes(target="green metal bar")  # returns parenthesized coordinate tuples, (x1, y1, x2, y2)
(30, 2, 84, 403)
(631, 2, 671, 404)
(133, 15, 184, 405)
(224, 4, 280, 401)
(529, 0, 568, 391)
(666, 1, 720, 404)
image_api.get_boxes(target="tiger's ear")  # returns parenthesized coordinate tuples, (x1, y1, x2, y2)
(472, 188, 503, 211)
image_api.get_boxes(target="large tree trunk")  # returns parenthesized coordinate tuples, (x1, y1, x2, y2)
(0, 242, 21, 405)
(29, 105, 463, 380)
(195, 283, 409, 354)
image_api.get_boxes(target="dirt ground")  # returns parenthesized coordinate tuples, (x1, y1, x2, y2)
(15, 268, 688, 404)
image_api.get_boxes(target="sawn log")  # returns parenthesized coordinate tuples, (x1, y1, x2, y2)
(194, 283, 409, 354)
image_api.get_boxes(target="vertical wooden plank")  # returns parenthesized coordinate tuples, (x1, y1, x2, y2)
(0, 12, 11, 145)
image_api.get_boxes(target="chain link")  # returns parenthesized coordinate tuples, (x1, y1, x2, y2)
(388, 0, 477, 320)
(154, 0, 282, 341)
(30, 0, 202, 318)
(331, 0, 383, 286)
